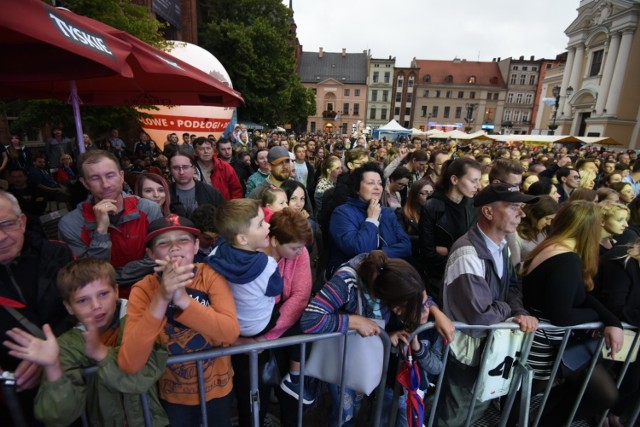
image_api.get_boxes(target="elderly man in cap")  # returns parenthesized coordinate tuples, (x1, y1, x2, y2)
(248, 146, 292, 199)
(435, 183, 539, 427)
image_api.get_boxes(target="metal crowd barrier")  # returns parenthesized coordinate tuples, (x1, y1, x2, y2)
(392, 321, 640, 427)
(1, 329, 391, 427)
(4, 322, 640, 427)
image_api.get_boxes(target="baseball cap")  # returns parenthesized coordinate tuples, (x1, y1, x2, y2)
(268, 146, 290, 165)
(474, 183, 539, 207)
(145, 214, 200, 245)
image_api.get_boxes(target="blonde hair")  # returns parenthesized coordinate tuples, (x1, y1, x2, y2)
(599, 200, 630, 221)
(522, 200, 600, 291)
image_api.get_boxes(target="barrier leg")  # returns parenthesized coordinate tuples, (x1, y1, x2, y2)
(1, 378, 27, 427)
(426, 345, 449, 427)
(140, 392, 153, 427)
(249, 351, 260, 427)
(297, 342, 306, 427)
(197, 359, 208, 426)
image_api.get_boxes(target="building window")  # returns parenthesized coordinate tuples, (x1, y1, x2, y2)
(423, 74, 431, 82)
(485, 108, 494, 121)
(504, 110, 511, 121)
(395, 92, 402, 102)
(407, 93, 413, 102)
(590, 49, 604, 76)
(397, 78, 404, 87)
(373, 72, 379, 83)
(405, 107, 411, 116)
(423, 90, 429, 97)
(532, 66, 538, 71)
(370, 107, 376, 120)
(470, 91, 476, 99)
(342, 123, 348, 134)
(354, 89, 361, 96)
(394, 107, 400, 115)
(444, 106, 450, 118)
(446, 90, 452, 98)
(529, 75, 536, 85)
(384, 72, 390, 83)
(327, 102, 334, 111)
(312, 88, 317, 95)
(445, 75, 453, 83)
(372, 90, 378, 102)
(404, 121, 410, 128)
(513, 111, 521, 122)
(525, 94, 532, 104)
(408, 76, 414, 87)
(432, 106, 439, 118)
(455, 107, 462, 118)
(487, 93, 492, 100)
(493, 93, 498, 100)
(512, 66, 519, 71)
(507, 93, 514, 103)
(381, 108, 387, 120)
(510, 74, 517, 84)
(353, 103, 360, 115)
(382, 90, 389, 102)
(516, 93, 523, 104)
(343, 103, 349, 114)
(310, 121, 316, 132)
(468, 76, 476, 84)
(435, 90, 441, 98)
(522, 66, 528, 71)
(458, 91, 464, 98)
(519, 75, 526, 85)
(522, 111, 530, 122)
(344, 89, 350, 96)
(421, 106, 428, 117)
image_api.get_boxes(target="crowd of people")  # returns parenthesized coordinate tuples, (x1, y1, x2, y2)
(1, 123, 639, 427)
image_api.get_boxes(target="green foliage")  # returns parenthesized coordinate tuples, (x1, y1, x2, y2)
(198, 0, 315, 129)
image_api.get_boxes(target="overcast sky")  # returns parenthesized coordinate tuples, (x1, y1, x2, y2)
(284, 0, 580, 67)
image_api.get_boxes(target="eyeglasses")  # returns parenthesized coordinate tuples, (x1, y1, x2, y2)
(419, 191, 434, 196)
(171, 165, 193, 172)
(0, 218, 22, 233)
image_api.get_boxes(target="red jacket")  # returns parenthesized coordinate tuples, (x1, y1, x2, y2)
(209, 157, 243, 200)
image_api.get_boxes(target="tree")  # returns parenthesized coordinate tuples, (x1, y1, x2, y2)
(0, 0, 165, 141)
(198, 0, 315, 128)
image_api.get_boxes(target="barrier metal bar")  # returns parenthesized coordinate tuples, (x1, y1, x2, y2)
(140, 392, 152, 427)
(197, 359, 208, 426)
(596, 331, 640, 426)
(296, 341, 307, 427)
(337, 332, 350, 426)
(1, 376, 27, 427)
(249, 351, 259, 427)
(566, 336, 605, 426)
(498, 331, 535, 427)
(630, 395, 640, 426)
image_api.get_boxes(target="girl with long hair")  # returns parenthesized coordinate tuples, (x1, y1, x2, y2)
(521, 201, 623, 425)
(134, 172, 172, 215)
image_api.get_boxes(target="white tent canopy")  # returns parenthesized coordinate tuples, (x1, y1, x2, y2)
(378, 119, 409, 131)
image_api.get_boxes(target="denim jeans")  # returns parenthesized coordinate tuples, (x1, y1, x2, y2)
(161, 392, 233, 427)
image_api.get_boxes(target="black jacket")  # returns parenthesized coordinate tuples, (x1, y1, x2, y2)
(418, 191, 477, 279)
(0, 231, 75, 371)
(596, 245, 640, 327)
(170, 181, 225, 218)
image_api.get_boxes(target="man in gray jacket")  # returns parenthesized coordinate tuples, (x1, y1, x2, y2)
(436, 183, 539, 426)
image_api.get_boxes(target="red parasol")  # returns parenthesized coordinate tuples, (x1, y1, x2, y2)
(0, 0, 243, 151)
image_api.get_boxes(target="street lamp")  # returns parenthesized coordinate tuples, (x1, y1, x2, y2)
(549, 86, 573, 135)
(465, 103, 478, 132)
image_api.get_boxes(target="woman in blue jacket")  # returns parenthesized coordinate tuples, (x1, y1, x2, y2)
(327, 162, 411, 276)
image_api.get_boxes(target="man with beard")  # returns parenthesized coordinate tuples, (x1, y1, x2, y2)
(248, 146, 292, 199)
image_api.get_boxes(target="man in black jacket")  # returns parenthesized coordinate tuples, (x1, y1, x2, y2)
(169, 151, 224, 218)
(0, 190, 75, 424)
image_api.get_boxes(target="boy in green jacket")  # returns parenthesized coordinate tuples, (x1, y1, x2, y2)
(3, 258, 168, 426)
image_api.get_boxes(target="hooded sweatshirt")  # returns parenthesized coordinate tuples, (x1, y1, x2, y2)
(208, 239, 283, 336)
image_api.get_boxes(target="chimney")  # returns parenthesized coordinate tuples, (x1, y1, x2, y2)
(519, 55, 524, 60)
(342, 48, 346, 56)
(319, 47, 323, 58)
(497, 57, 501, 62)
(530, 55, 535, 61)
